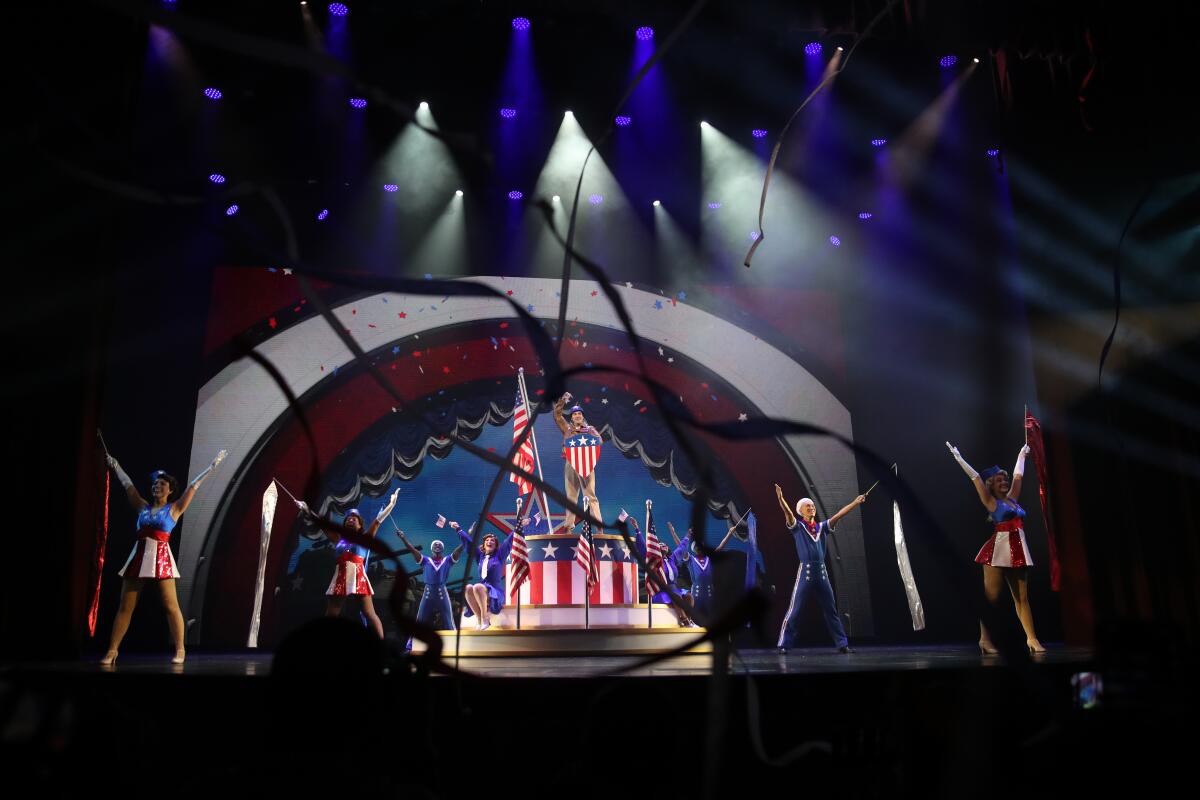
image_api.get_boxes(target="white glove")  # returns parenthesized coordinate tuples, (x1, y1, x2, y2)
(375, 488, 400, 522)
(1013, 444, 1030, 478)
(946, 442, 979, 481)
(108, 457, 133, 489)
(296, 500, 309, 514)
(211, 449, 228, 469)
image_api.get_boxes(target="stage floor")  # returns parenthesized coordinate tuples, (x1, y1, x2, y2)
(14, 644, 1094, 679)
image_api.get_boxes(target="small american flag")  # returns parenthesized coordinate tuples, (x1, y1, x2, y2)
(509, 515, 531, 601)
(645, 506, 670, 595)
(563, 431, 602, 480)
(435, 514, 446, 529)
(510, 390, 535, 496)
(574, 513, 599, 589)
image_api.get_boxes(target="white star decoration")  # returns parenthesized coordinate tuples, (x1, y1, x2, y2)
(601, 398, 608, 404)
(542, 542, 559, 559)
(619, 544, 631, 560)
(598, 543, 613, 559)
(738, 413, 748, 422)
(283, 268, 293, 276)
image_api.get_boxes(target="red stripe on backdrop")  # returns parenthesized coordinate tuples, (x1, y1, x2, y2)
(557, 560, 572, 605)
(611, 561, 624, 604)
(589, 566, 602, 605)
(530, 563, 544, 604)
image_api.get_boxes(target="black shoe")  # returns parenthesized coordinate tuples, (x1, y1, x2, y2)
(838, 645, 854, 654)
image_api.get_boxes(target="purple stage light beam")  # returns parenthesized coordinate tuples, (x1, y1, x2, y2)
(829, 235, 841, 246)
(588, 194, 603, 205)
(328, 3, 348, 17)
(226, 205, 239, 216)
(203, 87, 222, 101)
(349, 97, 367, 108)
(939, 54, 957, 68)
(858, 212, 873, 220)
(615, 115, 631, 127)
(383, 184, 399, 193)
(752, 129, 768, 139)
(317, 209, 329, 221)
(512, 17, 530, 31)
(871, 138, 887, 147)
(209, 173, 226, 184)
(635, 26, 654, 41)
(804, 42, 822, 56)
(499, 107, 517, 119)
(508, 190, 524, 200)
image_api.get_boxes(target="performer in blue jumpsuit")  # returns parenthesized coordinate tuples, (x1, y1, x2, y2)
(451, 521, 515, 631)
(774, 483, 866, 654)
(624, 513, 693, 626)
(396, 529, 464, 650)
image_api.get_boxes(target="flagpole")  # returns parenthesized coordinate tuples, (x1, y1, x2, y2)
(1024, 404, 1029, 446)
(583, 495, 591, 631)
(517, 368, 554, 532)
(515, 496, 523, 631)
(646, 499, 653, 630)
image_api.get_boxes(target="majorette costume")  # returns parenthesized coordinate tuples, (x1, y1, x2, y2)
(457, 528, 514, 616)
(678, 536, 716, 618)
(777, 515, 849, 649)
(974, 496, 1032, 568)
(326, 511, 374, 597)
(414, 545, 459, 630)
(634, 529, 686, 605)
(119, 504, 181, 579)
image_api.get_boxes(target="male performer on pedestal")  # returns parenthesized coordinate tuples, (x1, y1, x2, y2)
(553, 392, 603, 530)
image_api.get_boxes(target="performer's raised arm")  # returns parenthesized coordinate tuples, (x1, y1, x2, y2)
(946, 442, 996, 512)
(828, 495, 867, 529)
(665, 521, 682, 547)
(172, 449, 228, 518)
(395, 530, 424, 566)
(552, 393, 571, 435)
(106, 454, 148, 512)
(1007, 444, 1030, 501)
(364, 488, 400, 538)
(774, 483, 797, 528)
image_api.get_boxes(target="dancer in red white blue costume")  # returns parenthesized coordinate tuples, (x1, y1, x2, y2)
(946, 441, 1045, 654)
(774, 483, 865, 654)
(295, 489, 398, 639)
(101, 448, 227, 665)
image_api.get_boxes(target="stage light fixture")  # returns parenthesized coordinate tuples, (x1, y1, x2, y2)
(615, 115, 632, 127)
(384, 183, 399, 192)
(752, 129, 768, 138)
(973, 57, 980, 63)
(700, 120, 708, 127)
(871, 138, 887, 147)
(588, 194, 603, 205)
(203, 87, 222, 100)
(804, 42, 822, 56)
(455, 190, 464, 197)
(829, 235, 841, 246)
(986, 148, 1000, 157)
(328, 3, 348, 17)
(226, 204, 239, 216)
(652, 200, 661, 207)
(508, 190, 524, 200)
(499, 107, 517, 119)
(939, 54, 957, 68)
(707, 202, 722, 209)
(837, 46, 844, 51)
(209, 173, 226, 184)
(419, 101, 429, 109)
(349, 97, 367, 108)
(512, 17, 531, 31)
(750, 231, 760, 241)
(317, 209, 329, 220)
(564, 110, 574, 117)
(858, 212, 873, 220)
(636, 26, 654, 41)
(552, 195, 561, 202)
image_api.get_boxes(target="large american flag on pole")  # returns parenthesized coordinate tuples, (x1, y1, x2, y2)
(574, 512, 600, 589)
(510, 390, 536, 496)
(563, 431, 602, 480)
(644, 506, 670, 595)
(509, 515, 531, 601)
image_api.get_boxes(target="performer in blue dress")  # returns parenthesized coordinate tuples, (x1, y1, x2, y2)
(774, 483, 866, 654)
(396, 529, 464, 648)
(946, 441, 1044, 654)
(294, 489, 398, 639)
(451, 520, 515, 631)
(101, 448, 228, 665)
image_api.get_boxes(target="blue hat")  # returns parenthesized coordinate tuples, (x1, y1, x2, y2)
(567, 405, 584, 415)
(344, 508, 363, 521)
(979, 466, 1004, 481)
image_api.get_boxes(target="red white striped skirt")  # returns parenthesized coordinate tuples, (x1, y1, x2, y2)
(326, 552, 373, 596)
(975, 520, 1033, 568)
(118, 529, 181, 580)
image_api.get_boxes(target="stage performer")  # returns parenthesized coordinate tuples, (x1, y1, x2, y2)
(553, 392, 603, 529)
(295, 489, 398, 639)
(101, 448, 228, 665)
(946, 441, 1045, 654)
(774, 483, 864, 654)
(671, 525, 734, 624)
(451, 520, 515, 631)
(396, 529, 464, 649)
(625, 515, 693, 627)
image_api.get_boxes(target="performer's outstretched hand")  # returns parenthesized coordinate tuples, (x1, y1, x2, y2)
(945, 441, 960, 458)
(855, 494, 867, 505)
(212, 449, 228, 468)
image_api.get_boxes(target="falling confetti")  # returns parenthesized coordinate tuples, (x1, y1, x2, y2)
(499, 322, 509, 329)
(657, 346, 664, 356)
(398, 312, 407, 319)
(653, 300, 663, 310)
(526, 304, 534, 313)
(392, 346, 400, 355)
(506, 290, 514, 296)
(268, 317, 277, 329)
(678, 291, 687, 300)
(413, 351, 422, 357)
(590, 290, 598, 297)
(442, 366, 451, 374)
